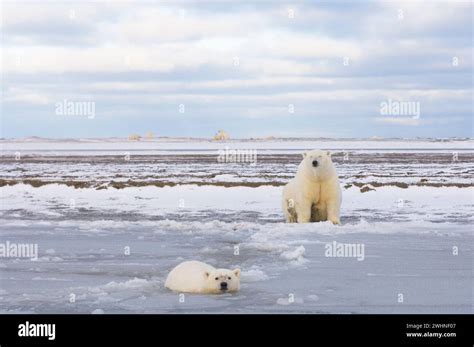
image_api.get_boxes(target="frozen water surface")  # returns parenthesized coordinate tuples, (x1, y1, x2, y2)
(0, 139, 472, 313)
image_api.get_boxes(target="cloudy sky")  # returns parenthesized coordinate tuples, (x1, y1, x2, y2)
(1, 0, 472, 139)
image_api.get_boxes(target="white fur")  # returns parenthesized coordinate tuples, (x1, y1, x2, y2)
(165, 261, 241, 294)
(282, 150, 341, 224)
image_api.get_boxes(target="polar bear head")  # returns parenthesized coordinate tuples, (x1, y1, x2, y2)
(300, 149, 336, 181)
(204, 268, 241, 294)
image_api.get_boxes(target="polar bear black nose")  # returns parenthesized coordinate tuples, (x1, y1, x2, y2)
(312, 160, 319, 167)
(220, 282, 228, 290)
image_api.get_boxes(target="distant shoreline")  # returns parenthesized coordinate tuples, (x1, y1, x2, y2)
(1, 136, 473, 143)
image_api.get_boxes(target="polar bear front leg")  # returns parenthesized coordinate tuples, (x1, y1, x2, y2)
(283, 198, 298, 223)
(326, 199, 341, 225)
(296, 201, 312, 223)
(287, 206, 298, 223)
(286, 199, 298, 223)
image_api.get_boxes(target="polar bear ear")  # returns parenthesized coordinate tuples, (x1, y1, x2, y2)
(326, 151, 331, 157)
(301, 152, 307, 159)
(233, 269, 241, 278)
(204, 272, 210, 278)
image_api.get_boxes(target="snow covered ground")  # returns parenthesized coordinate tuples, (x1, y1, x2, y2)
(1, 137, 472, 155)
(0, 139, 472, 313)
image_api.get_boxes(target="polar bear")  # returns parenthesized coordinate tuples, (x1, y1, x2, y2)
(282, 150, 341, 224)
(165, 260, 241, 294)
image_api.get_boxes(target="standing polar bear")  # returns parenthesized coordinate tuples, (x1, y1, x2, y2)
(282, 150, 341, 224)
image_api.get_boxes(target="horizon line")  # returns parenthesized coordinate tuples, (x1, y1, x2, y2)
(1, 136, 472, 141)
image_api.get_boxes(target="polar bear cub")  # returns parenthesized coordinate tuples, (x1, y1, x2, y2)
(282, 150, 341, 224)
(165, 260, 241, 294)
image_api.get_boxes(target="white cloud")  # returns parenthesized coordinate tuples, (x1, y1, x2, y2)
(375, 117, 421, 126)
(260, 31, 363, 60)
(112, 7, 265, 43)
(3, 87, 52, 105)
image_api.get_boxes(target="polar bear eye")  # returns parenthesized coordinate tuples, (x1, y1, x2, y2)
(228, 276, 231, 280)
(215, 277, 219, 280)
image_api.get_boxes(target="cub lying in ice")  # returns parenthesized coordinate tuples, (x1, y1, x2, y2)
(165, 261, 241, 294)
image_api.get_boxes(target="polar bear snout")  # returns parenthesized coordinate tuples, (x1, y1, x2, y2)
(220, 282, 228, 291)
(312, 159, 319, 167)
